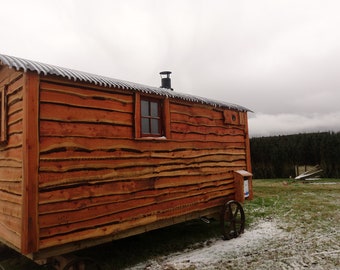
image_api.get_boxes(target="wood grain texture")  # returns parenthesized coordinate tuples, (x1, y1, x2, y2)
(0, 67, 23, 250)
(37, 79, 250, 251)
(21, 71, 39, 254)
(0, 66, 251, 258)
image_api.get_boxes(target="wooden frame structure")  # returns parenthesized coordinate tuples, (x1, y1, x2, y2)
(0, 54, 253, 261)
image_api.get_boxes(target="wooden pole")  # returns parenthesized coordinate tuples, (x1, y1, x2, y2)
(22, 71, 40, 254)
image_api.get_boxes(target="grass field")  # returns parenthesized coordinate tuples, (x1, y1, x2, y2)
(0, 178, 339, 269)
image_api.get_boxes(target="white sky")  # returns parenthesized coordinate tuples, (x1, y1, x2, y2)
(1, 0, 340, 137)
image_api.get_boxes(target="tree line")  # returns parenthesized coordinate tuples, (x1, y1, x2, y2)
(250, 132, 340, 179)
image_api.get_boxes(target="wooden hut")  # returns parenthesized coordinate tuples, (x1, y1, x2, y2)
(0, 54, 253, 262)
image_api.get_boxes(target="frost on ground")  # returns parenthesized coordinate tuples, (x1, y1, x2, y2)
(129, 220, 340, 270)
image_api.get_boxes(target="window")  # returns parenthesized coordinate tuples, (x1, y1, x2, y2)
(141, 98, 163, 136)
(0, 85, 8, 144)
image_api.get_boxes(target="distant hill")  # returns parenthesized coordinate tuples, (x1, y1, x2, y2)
(250, 132, 340, 178)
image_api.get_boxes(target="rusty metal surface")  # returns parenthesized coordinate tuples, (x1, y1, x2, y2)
(0, 53, 250, 112)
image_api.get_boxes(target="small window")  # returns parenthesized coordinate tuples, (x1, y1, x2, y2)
(0, 85, 8, 144)
(141, 98, 163, 136)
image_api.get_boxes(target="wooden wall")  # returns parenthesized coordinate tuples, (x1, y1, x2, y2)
(0, 67, 24, 250)
(37, 78, 249, 251)
(0, 65, 250, 257)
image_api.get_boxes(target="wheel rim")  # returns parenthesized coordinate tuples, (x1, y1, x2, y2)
(220, 200, 245, 240)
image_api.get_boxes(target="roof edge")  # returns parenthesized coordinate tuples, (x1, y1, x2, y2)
(0, 53, 251, 112)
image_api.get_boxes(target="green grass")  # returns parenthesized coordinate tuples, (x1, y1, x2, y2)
(245, 178, 340, 233)
(1, 178, 339, 269)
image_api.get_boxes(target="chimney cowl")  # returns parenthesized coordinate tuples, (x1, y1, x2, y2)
(160, 71, 173, 90)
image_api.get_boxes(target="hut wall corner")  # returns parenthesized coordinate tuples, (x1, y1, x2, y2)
(21, 71, 40, 254)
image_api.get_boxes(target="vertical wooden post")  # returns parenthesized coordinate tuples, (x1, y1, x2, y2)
(233, 172, 245, 203)
(244, 112, 252, 173)
(163, 98, 171, 139)
(22, 71, 39, 254)
(243, 112, 253, 199)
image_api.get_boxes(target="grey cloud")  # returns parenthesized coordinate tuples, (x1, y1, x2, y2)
(1, 0, 340, 136)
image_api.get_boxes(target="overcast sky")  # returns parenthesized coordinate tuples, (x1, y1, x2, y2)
(1, 0, 340, 137)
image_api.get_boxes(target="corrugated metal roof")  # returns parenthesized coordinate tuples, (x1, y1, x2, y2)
(0, 53, 250, 112)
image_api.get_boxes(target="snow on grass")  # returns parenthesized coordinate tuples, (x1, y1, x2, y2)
(129, 220, 285, 270)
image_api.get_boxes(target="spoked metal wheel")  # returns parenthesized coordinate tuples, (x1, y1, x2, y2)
(62, 257, 101, 270)
(220, 200, 245, 240)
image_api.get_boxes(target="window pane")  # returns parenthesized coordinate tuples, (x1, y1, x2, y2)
(151, 119, 159, 134)
(141, 100, 149, 116)
(142, 118, 150, 134)
(150, 101, 159, 117)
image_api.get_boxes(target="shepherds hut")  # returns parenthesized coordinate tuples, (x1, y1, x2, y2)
(0, 54, 252, 266)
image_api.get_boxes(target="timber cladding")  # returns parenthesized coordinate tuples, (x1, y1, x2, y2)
(0, 55, 252, 258)
(37, 78, 248, 250)
(0, 67, 24, 250)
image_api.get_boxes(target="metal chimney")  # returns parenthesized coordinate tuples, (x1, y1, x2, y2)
(160, 71, 173, 90)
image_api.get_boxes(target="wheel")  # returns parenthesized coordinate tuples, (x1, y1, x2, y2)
(220, 200, 245, 240)
(62, 257, 101, 270)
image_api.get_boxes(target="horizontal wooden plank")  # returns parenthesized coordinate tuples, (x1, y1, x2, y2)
(0, 159, 21, 168)
(7, 75, 24, 95)
(170, 102, 223, 120)
(39, 152, 245, 172)
(154, 173, 234, 189)
(171, 111, 224, 126)
(39, 182, 232, 216)
(33, 207, 221, 260)
(170, 131, 246, 142)
(0, 200, 21, 218)
(0, 167, 22, 181)
(0, 190, 21, 204)
(40, 177, 155, 197)
(7, 86, 23, 105)
(7, 108, 23, 127)
(171, 122, 245, 137)
(0, 212, 21, 234)
(39, 214, 158, 249)
(39, 196, 156, 228)
(40, 88, 133, 113)
(40, 120, 133, 138)
(43, 185, 232, 229)
(38, 195, 228, 249)
(0, 67, 22, 88)
(39, 174, 232, 205)
(40, 81, 133, 105)
(39, 137, 245, 155)
(40, 147, 245, 162)
(0, 181, 22, 195)
(40, 103, 133, 126)
(39, 188, 232, 239)
(0, 218, 21, 249)
(8, 102, 23, 120)
(4, 133, 22, 149)
(38, 160, 243, 188)
(0, 145, 22, 161)
(8, 120, 23, 137)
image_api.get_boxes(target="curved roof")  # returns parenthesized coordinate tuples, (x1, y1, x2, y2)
(0, 53, 250, 112)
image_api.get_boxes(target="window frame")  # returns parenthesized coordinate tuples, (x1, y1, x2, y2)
(140, 97, 163, 137)
(135, 93, 170, 139)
